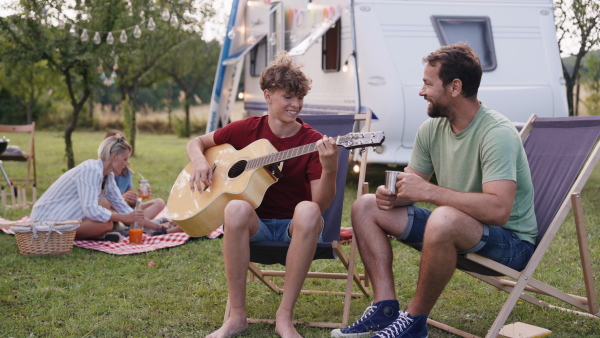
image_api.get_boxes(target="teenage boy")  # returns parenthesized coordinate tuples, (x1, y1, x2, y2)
(187, 52, 339, 338)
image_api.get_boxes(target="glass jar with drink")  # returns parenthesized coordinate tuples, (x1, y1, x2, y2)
(138, 179, 150, 199)
(129, 197, 144, 244)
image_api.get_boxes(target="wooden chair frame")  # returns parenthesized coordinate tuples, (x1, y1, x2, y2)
(224, 113, 375, 329)
(0, 122, 37, 192)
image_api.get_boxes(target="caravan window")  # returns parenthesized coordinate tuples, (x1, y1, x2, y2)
(322, 18, 341, 72)
(250, 36, 268, 77)
(431, 16, 497, 71)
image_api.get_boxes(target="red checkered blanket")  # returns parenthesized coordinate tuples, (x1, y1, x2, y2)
(1, 215, 204, 255)
(73, 232, 191, 255)
(1, 214, 352, 255)
(1, 217, 192, 255)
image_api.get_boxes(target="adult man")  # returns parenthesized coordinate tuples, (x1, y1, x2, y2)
(332, 43, 537, 338)
(188, 52, 338, 338)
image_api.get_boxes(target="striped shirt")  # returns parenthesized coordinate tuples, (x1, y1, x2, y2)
(31, 159, 133, 222)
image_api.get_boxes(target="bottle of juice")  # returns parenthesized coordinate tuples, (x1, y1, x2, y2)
(129, 197, 144, 244)
(138, 179, 150, 199)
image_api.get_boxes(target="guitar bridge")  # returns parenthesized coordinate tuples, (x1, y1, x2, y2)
(266, 162, 283, 179)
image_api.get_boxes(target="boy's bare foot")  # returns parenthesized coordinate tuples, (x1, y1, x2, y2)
(206, 317, 248, 338)
(275, 310, 302, 338)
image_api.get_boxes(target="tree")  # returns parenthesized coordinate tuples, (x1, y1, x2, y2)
(555, 0, 600, 116)
(0, 0, 101, 168)
(582, 52, 600, 114)
(159, 36, 220, 137)
(0, 60, 58, 124)
(0, 0, 216, 166)
(101, 1, 214, 153)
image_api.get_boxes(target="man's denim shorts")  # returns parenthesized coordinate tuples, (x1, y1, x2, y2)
(400, 206, 535, 271)
(248, 217, 324, 243)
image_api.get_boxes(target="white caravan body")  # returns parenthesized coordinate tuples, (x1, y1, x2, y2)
(207, 0, 568, 165)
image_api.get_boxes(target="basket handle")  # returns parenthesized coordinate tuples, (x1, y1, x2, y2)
(29, 221, 62, 244)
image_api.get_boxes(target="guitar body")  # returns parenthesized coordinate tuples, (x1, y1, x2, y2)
(167, 139, 282, 237)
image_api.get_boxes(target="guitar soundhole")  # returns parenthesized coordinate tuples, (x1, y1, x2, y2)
(228, 160, 247, 178)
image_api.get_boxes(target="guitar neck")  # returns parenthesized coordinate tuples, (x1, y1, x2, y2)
(242, 131, 385, 171)
(246, 141, 320, 170)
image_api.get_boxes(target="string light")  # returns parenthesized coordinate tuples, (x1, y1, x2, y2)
(133, 25, 142, 38)
(147, 17, 156, 31)
(119, 30, 127, 43)
(97, 54, 119, 87)
(161, 8, 170, 21)
(93, 31, 101, 44)
(39, 4, 195, 46)
(248, 33, 257, 44)
(221, 2, 347, 47)
(80, 28, 88, 42)
(269, 32, 276, 45)
(44, 2, 344, 48)
(227, 28, 236, 39)
(170, 14, 179, 27)
(106, 32, 114, 44)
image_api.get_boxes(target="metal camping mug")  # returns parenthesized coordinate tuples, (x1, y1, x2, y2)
(385, 170, 402, 194)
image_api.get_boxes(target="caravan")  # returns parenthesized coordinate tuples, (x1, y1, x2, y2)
(207, 0, 568, 165)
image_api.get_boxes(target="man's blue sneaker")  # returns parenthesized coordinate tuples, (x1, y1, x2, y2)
(331, 300, 400, 337)
(370, 311, 428, 338)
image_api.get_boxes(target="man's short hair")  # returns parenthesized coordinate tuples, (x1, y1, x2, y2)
(259, 51, 312, 97)
(422, 43, 482, 98)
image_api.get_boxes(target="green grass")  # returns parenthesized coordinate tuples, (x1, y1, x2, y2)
(1, 131, 600, 337)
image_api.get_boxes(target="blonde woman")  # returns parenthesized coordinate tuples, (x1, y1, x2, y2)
(31, 133, 144, 241)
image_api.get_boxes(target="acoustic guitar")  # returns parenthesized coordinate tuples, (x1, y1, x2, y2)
(167, 131, 385, 237)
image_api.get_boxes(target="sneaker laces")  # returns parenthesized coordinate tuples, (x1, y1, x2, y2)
(347, 302, 377, 329)
(374, 311, 413, 338)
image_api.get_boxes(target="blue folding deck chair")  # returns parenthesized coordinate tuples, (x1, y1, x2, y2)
(397, 115, 600, 337)
(229, 113, 375, 329)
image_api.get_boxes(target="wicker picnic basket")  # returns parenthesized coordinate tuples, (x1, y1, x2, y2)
(10, 219, 81, 255)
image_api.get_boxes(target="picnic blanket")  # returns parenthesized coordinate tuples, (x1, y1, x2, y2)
(1, 209, 353, 255)
(0, 216, 192, 255)
(73, 232, 191, 255)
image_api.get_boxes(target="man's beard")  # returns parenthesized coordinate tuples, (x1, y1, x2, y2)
(427, 100, 446, 118)
(427, 102, 443, 118)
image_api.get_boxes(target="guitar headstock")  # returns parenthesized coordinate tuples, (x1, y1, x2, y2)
(336, 131, 385, 150)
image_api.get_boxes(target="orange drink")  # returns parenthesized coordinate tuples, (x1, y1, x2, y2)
(129, 228, 143, 244)
(138, 180, 150, 199)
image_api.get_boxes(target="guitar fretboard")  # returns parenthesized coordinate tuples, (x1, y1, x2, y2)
(246, 142, 319, 170)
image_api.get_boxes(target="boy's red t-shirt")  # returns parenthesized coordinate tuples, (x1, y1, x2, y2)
(213, 115, 323, 219)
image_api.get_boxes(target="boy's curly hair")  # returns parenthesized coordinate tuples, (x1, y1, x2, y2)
(259, 51, 312, 97)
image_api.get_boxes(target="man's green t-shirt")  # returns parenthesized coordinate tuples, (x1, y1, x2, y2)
(409, 105, 537, 244)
